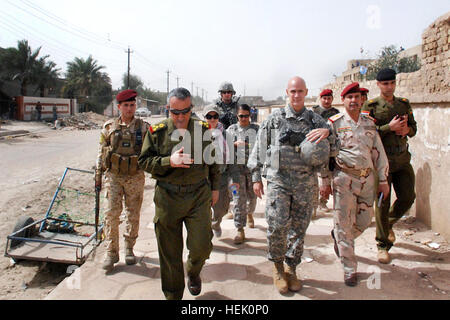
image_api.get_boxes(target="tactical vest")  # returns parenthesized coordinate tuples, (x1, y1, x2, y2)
(103, 118, 144, 176)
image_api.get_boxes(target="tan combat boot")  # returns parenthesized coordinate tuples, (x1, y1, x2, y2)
(125, 248, 137, 265)
(234, 228, 245, 245)
(388, 229, 396, 244)
(225, 212, 234, 220)
(377, 249, 391, 264)
(247, 214, 255, 229)
(102, 254, 119, 273)
(285, 265, 302, 292)
(273, 262, 289, 294)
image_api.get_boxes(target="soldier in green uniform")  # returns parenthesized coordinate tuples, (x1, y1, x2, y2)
(311, 89, 340, 215)
(361, 68, 417, 264)
(138, 88, 221, 300)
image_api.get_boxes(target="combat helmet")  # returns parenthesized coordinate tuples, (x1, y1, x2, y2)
(299, 139, 330, 167)
(218, 82, 236, 95)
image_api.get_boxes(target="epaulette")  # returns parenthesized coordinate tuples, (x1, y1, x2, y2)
(201, 120, 211, 129)
(328, 113, 344, 123)
(361, 111, 376, 123)
(398, 97, 410, 104)
(149, 122, 167, 134)
(367, 98, 379, 106)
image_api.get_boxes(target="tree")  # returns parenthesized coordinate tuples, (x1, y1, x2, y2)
(63, 56, 112, 113)
(366, 45, 421, 81)
(121, 73, 144, 92)
(0, 40, 59, 96)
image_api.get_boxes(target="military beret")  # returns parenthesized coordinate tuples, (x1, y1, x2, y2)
(360, 87, 369, 95)
(116, 89, 137, 103)
(320, 89, 333, 97)
(377, 68, 396, 82)
(341, 82, 360, 97)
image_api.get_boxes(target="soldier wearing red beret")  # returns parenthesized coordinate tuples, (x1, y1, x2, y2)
(360, 87, 369, 104)
(95, 89, 150, 273)
(311, 89, 340, 215)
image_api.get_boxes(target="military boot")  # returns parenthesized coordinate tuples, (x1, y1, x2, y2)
(125, 248, 137, 265)
(377, 249, 391, 264)
(225, 212, 233, 220)
(102, 254, 119, 273)
(388, 229, 396, 244)
(273, 262, 289, 294)
(285, 265, 302, 292)
(233, 228, 245, 245)
(247, 214, 255, 229)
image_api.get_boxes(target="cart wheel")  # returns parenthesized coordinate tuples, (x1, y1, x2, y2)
(10, 216, 35, 249)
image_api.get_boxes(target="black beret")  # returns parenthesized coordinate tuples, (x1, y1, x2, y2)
(377, 68, 396, 82)
(116, 89, 137, 103)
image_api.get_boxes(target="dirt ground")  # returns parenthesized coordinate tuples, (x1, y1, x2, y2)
(0, 116, 448, 300)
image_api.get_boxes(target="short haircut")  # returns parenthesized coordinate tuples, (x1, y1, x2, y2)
(238, 104, 251, 113)
(167, 88, 191, 104)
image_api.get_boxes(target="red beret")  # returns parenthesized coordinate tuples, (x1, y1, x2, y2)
(341, 82, 360, 97)
(116, 89, 137, 103)
(320, 89, 333, 97)
(360, 87, 369, 95)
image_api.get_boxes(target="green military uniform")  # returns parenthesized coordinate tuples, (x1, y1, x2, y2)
(362, 96, 417, 251)
(138, 117, 220, 300)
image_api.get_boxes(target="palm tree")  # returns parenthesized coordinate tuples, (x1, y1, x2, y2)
(34, 58, 60, 97)
(63, 56, 111, 112)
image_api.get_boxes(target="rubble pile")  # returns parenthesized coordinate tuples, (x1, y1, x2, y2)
(58, 112, 110, 130)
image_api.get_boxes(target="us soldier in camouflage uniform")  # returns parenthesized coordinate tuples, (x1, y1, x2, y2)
(215, 82, 240, 130)
(311, 89, 340, 216)
(95, 89, 149, 273)
(227, 104, 259, 244)
(248, 77, 336, 294)
(321, 82, 390, 287)
(362, 68, 417, 264)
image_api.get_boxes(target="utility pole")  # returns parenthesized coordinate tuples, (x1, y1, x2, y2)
(201, 89, 204, 107)
(191, 82, 194, 95)
(176, 77, 180, 88)
(196, 87, 199, 98)
(126, 47, 133, 89)
(166, 70, 171, 95)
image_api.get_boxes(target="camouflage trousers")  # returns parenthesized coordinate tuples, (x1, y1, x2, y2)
(104, 171, 145, 257)
(211, 175, 231, 232)
(266, 174, 315, 268)
(232, 171, 257, 229)
(333, 170, 375, 276)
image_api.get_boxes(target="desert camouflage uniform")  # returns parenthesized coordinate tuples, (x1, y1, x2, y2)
(95, 117, 149, 258)
(322, 111, 389, 276)
(227, 122, 260, 229)
(248, 104, 336, 267)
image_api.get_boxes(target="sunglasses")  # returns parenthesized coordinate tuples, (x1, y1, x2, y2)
(238, 114, 250, 119)
(169, 106, 192, 115)
(221, 91, 233, 95)
(205, 114, 219, 120)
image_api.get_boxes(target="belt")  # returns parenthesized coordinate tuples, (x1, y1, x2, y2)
(157, 179, 208, 193)
(337, 166, 372, 178)
(385, 145, 408, 155)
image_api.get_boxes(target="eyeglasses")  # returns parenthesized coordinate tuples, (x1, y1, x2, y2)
(221, 91, 233, 95)
(169, 106, 192, 115)
(238, 115, 250, 119)
(205, 114, 219, 120)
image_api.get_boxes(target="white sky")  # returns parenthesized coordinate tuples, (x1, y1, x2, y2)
(0, 0, 449, 101)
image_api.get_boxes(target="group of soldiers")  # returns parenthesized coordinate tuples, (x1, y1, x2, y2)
(95, 68, 416, 299)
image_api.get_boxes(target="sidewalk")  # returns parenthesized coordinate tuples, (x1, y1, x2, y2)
(46, 180, 450, 300)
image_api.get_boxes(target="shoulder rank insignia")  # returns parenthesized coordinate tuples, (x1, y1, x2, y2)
(200, 121, 211, 129)
(149, 123, 166, 134)
(328, 113, 344, 123)
(400, 97, 409, 103)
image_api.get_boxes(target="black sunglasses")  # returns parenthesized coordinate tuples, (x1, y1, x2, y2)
(238, 114, 250, 119)
(169, 106, 192, 115)
(221, 91, 233, 94)
(205, 114, 219, 120)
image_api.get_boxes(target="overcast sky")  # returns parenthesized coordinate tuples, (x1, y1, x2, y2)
(0, 0, 449, 101)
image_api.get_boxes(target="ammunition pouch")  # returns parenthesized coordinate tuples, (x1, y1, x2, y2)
(109, 153, 140, 176)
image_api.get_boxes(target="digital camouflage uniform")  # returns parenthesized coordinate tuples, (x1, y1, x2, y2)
(312, 105, 341, 211)
(227, 122, 260, 229)
(362, 97, 417, 251)
(138, 117, 221, 300)
(215, 96, 239, 130)
(322, 111, 389, 276)
(95, 117, 149, 258)
(248, 104, 336, 268)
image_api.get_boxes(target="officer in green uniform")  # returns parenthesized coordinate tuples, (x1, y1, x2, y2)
(361, 68, 417, 264)
(138, 88, 221, 300)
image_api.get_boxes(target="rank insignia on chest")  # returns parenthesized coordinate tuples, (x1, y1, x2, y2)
(337, 127, 352, 133)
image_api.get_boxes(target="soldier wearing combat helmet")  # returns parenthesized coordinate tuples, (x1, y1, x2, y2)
(95, 89, 150, 273)
(361, 68, 417, 265)
(215, 82, 240, 130)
